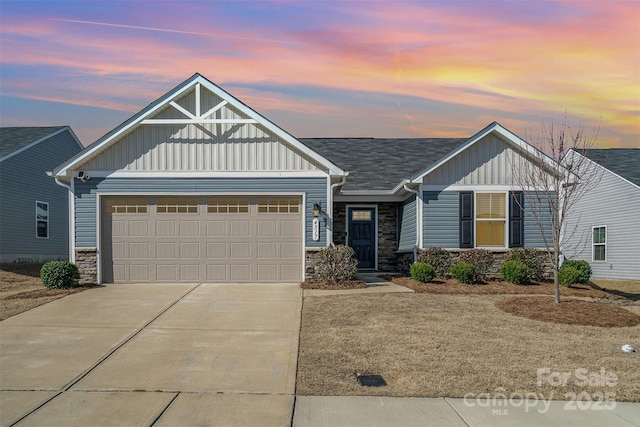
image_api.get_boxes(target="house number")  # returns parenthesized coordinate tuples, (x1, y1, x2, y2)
(312, 218, 320, 241)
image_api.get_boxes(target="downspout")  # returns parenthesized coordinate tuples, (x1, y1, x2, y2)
(50, 173, 74, 262)
(328, 175, 348, 246)
(403, 183, 420, 263)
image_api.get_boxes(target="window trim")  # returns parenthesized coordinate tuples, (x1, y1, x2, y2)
(474, 191, 508, 248)
(36, 201, 49, 239)
(592, 225, 607, 262)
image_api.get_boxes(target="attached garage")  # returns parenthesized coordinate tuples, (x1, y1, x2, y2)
(101, 196, 303, 283)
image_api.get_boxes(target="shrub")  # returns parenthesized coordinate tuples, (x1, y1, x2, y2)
(558, 266, 582, 288)
(457, 249, 494, 282)
(417, 247, 452, 278)
(562, 260, 591, 284)
(450, 263, 475, 284)
(40, 261, 80, 289)
(500, 260, 531, 285)
(314, 245, 359, 283)
(410, 262, 435, 283)
(505, 248, 546, 281)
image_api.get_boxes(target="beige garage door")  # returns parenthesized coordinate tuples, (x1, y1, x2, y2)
(101, 196, 302, 283)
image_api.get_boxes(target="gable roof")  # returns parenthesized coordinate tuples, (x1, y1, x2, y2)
(575, 148, 640, 188)
(301, 138, 466, 192)
(53, 73, 345, 177)
(0, 126, 73, 161)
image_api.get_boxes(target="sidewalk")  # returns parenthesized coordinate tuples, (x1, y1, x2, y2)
(293, 396, 640, 427)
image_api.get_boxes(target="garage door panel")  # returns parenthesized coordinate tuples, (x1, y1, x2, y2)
(129, 243, 149, 259)
(157, 265, 177, 281)
(257, 242, 277, 259)
(156, 221, 176, 237)
(103, 196, 303, 283)
(156, 242, 176, 259)
(180, 243, 200, 259)
(179, 221, 200, 237)
(207, 221, 227, 237)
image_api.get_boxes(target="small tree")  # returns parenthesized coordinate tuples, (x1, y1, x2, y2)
(509, 115, 602, 303)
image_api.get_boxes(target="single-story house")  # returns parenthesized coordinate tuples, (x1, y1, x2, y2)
(0, 127, 84, 263)
(52, 73, 555, 284)
(563, 148, 640, 280)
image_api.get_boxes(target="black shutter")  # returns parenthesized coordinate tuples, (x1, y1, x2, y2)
(459, 192, 474, 248)
(509, 191, 524, 248)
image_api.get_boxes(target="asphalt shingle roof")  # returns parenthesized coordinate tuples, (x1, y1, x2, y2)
(576, 148, 640, 187)
(300, 138, 468, 191)
(0, 127, 66, 158)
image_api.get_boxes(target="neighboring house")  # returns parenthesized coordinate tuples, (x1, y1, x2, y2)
(0, 127, 84, 263)
(563, 149, 640, 280)
(52, 73, 555, 284)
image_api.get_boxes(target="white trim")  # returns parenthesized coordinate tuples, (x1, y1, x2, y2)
(35, 200, 49, 239)
(0, 127, 82, 163)
(334, 194, 406, 202)
(69, 182, 75, 262)
(53, 74, 347, 177)
(474, 191, 509, 249)
(410, 122, 564, 184)
(422, 184, 541, 192)
(418, 182, 424, 249)
(345, 204, 378, 270)
(140, 119, 259, 125)
(97, 191, 307, 283)
(591, 224, 607, 263)
(83, 170, 329, 178)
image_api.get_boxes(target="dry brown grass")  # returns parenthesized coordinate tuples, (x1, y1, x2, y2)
(590, 279, 640, 301)
(297, 293, 640, 401)
(0, 263, 93, 321)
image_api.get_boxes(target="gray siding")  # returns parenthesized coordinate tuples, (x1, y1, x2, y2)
(423, 134, 553, 186)
(523, 192, 553, 249)
(423, 191, 459, 248)
(0, 129, 81, 262)
(564, 167, 640, 280)
(398, 195, 417, 251)
(77, 86, 324, 173)
(74, 177, 328, 249)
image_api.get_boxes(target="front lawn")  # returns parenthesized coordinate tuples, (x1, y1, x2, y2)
(297, 292, 640, 401)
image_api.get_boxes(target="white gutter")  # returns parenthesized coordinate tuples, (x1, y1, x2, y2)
(328, 175, 348, 245)
(403, 183, 420, 263)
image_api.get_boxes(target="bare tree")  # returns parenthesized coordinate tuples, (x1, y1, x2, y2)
(509, 116, 602, 303)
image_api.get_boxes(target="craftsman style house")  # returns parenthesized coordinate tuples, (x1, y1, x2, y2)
(52, 74, 554, 284)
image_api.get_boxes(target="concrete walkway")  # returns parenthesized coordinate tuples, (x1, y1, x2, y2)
(0, 283, 301, 426)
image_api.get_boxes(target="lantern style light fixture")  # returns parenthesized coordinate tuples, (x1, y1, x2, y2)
(313, 203, 320, 217)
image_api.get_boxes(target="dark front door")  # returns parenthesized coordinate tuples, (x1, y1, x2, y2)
(348, 207, 376, 269)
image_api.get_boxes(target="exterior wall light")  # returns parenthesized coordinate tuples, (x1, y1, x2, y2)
(313, 203, 320, 217)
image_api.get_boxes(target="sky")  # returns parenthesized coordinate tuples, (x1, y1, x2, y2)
(0, 0, 638, 148)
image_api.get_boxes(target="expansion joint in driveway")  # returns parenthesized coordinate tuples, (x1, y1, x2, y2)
(7, 283, 203, 427)
(61, 283, 203, 391)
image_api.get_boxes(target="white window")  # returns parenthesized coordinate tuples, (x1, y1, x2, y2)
(475, 192, 506, 247)
(592, 226, 606, 262)
(36, 201, 49, 239)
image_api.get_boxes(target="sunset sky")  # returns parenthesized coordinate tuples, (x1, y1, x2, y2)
(1, 0, 638, 148)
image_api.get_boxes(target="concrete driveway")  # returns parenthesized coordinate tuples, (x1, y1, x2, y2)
(0, 283, 301, 426)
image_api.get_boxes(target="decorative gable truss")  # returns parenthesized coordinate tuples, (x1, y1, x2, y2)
(54, 74, 345, 178)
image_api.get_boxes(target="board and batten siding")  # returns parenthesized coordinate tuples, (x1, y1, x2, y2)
(0, 129, 81, 262)
(74, 177, 328, 249)
(397, 195, 417, 251)
(77, 88, 324, 173)
(423, 134, 523, 186)
(564, 167, 640, 280)
(422, 191, 459, 248)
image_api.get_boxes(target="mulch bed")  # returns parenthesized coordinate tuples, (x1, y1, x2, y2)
(388, 276, 618, 299)
(497, 295, 640, 327)
(300, 280, 367, 290)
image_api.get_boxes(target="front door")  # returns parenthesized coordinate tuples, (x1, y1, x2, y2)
(347, 207, 376, 269)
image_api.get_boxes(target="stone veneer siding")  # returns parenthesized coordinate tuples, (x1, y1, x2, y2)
(333, 202, 399, 271)
(75, 248, 97, 285)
